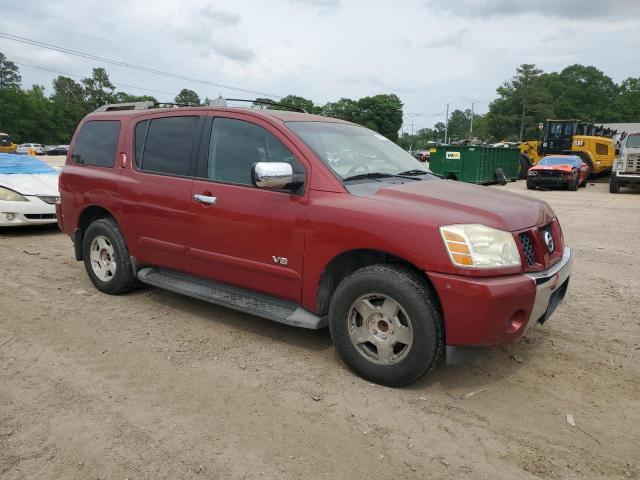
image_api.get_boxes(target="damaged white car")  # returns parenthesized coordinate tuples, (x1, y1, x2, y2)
(0, 154, 59, 227)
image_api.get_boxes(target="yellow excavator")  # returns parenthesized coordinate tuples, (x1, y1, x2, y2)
(520, 119, 616, 176)
(0, 132, 17, 154)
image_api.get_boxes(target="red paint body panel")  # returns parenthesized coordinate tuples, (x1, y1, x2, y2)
(58, 106, 568, 348)
(428, 271, 536, 346)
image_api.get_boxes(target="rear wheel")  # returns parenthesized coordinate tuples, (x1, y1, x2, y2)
(329, 264, 443, 387)
(83, 218, 139, 295)
(519, 154, 532, 179)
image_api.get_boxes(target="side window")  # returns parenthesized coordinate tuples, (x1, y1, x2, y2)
(136, 116, 198, 176)
(208, 118, 304, 186)
(72, 120, 120, 167)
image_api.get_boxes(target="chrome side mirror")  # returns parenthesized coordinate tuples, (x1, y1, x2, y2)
(252, 162, 294, 189)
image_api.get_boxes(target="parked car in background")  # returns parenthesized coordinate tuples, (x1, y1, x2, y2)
(58, 102, 572, 387)
(17, 143, 46, 155)
(46, 145, 69, 156)
(527, 155, 589, 191)
(0, 154, 59, 226)
(610, 132, 640, 193)
(0, 133, 17, 154)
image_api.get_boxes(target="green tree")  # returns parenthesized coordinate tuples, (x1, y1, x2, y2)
(0, 52, 21, 89)
(322, 97, 359, 122)
(614, 77, 640, 121)
(486, 64, 553, 141)
(174, 88, 201, 105)
(115, 92, 157, 103)
(275, 95, 319, 113)
(354, 94, 403, 141)
(82, 68, 116, 110)
(541, 65, 619, 121)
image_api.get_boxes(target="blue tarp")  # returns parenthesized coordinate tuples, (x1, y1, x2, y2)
(0, 153, 57, 174)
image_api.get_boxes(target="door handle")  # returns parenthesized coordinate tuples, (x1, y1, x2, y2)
(194, 194, 217, 205)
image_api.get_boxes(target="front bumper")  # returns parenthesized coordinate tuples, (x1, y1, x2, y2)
(529, 175, 571, 187)
(0, 197, 57, 226)
(614, 171, 640, 185)
(427, 247, 572, 346)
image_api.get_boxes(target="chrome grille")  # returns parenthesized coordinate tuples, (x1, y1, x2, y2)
(627, 154, 640, 173)
(519, 233, 536, 266)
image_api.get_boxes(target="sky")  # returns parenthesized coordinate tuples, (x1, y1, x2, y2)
(1, 0, 639, 132)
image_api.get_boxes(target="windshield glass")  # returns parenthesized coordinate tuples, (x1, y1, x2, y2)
(286, 121, 428, 180)
(539, 157, 580, 167)
(626, 134, 640, 149)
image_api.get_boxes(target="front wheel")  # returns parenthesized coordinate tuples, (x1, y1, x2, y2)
(83, 218, 139, 295)
(568, 173, 578, 191)
(329, 264, 443, 387)
(610, 176, 620, 193)
(526, 180, 535, 190)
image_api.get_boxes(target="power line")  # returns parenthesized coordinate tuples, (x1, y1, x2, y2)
(14, 61, 180, 97)
(0, 31, 281, 99)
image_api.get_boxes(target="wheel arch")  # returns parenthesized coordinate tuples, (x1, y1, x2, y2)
(316, 248, 440, 318)
(75, 205, 120, 260)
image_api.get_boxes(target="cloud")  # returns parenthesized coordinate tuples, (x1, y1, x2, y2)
(212, 43, 255, 62)
(288, 0, 341, 7)
(421, 30, 467, 48)
(199, 6, 241, 25)
(424, 0, 640, 18)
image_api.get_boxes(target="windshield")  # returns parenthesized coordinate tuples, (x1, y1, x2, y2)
(286, 121, 429, 180)
(539, 157, 580, 167)
(626, 134, 640, 149)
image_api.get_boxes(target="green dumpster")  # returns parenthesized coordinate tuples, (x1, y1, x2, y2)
(428, 145, 520, 184)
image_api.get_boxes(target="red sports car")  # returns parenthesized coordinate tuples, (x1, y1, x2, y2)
(527, 155, 589, 191)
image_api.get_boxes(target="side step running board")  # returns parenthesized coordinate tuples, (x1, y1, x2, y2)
(137, 267, 326, 330)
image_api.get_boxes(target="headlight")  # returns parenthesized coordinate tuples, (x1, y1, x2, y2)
(0, 187, 28, 202)
(528, 170, 537, 176)
(440, 224, 521, 269)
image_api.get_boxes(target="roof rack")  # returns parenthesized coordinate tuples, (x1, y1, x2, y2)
(93, 98, 308, 114)
(93, 101, 193, 113)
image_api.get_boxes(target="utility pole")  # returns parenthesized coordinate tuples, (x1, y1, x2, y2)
(444, 102, 449, 144)
(411, 122, 414, 136)
(519, 101, 526, 142)
(470, 102, 474, 135)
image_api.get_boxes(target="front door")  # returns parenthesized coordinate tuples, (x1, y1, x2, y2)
(189, 115, 308, 302)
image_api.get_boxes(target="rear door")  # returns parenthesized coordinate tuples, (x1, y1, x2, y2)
(118, 114, 204, 272)
(189, 114, 308, 302)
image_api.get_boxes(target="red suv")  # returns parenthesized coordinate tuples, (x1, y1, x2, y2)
(57, 102, 572, 386)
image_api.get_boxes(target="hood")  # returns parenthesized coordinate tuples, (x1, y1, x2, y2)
(362, 179, 554, 232)
(0, 173, 59, 196)
(531, 164, 574, 172)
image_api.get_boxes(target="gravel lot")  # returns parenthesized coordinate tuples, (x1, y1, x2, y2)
(1, 177, 638, 479)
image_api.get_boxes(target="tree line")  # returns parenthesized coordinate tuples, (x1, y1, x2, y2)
(398, 63, 640, 150)
(1, 50, 638, 147)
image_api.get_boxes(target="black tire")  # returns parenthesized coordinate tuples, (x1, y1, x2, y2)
(519, 154, 532, 179)
(82, 217, 139, 295)
(495, 167, 508, 185)
(610, 176, 620, 194)
(328, 264, 443, 387)
(526, 180, 535, 190)
(568, 173, 578, 191)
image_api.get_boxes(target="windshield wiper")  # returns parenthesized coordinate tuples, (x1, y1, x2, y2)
(342, 172, 394, 182)
(397, 169, 429, 176)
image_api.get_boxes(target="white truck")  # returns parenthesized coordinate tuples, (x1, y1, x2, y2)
(610, 132, 640, 193)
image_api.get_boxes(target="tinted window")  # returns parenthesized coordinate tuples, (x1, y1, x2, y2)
(138, 116, 198, 176)
(208, 118, 303, 185)
(72, 120, 120, 167)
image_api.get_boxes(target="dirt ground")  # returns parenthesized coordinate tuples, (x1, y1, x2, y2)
(1, 177, 639, 479)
